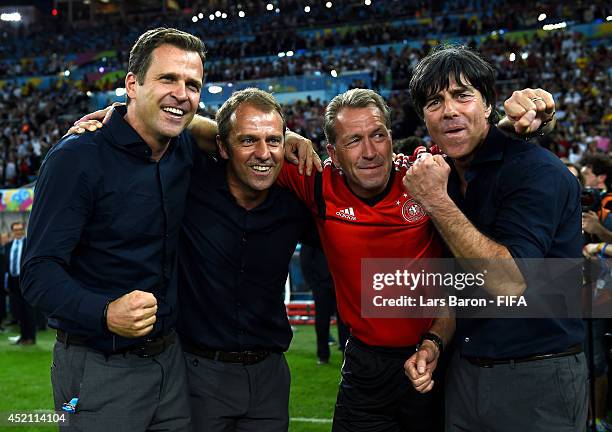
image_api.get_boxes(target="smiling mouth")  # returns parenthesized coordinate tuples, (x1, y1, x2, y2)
(250, 165, 273, 173)
(162, 107, 185, 117)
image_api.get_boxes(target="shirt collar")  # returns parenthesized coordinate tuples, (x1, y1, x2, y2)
(103, 105, 177, 160)
(448, 125, 507, 187)
(468, 125, 506, 167)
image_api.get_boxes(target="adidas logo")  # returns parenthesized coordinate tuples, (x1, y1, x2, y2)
(336, 207, 357, 221)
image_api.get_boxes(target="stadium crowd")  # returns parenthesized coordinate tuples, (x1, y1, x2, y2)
(0, 0, 609, 190)
(0, 0, 608, 78)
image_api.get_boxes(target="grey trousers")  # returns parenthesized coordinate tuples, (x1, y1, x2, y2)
(445, 351, 588, 432)
(51, 338, 191, 432)
(184, 351, 290, 432)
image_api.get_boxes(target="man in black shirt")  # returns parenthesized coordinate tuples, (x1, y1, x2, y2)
(21, 28, 205, 431)
(405, 45, 586, 432)
(178, 88, 313, 432)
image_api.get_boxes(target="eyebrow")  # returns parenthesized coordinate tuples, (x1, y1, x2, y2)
(236, 133, 283, 141)
(426, 85, 474, 101)
(157, 73, 202, 89)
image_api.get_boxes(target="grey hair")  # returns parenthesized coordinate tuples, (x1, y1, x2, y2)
(323, 88, 391, 146)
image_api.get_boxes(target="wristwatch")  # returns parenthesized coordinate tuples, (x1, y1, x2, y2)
(418, 332, 444, 355)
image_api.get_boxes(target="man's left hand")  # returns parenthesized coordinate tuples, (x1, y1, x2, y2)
(403, 154, 451, 213)
(502, 88, 555, 135)
(284, 131, 322, 176)
(404, 340, 439, 393)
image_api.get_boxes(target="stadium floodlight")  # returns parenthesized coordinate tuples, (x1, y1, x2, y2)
(275, 8, 280, 13)
(266, 3, 273, 11)
(222, 12, 227, 18)
(304, 5, 311, 12)
(115, 88, 126, 97)
(330, 69, 338, 77)
(215, 10, 221, 17)
(538, 13, 546, 21)
(286, 51, 294, 57)
(365, 0, 372, 5)
(208, 85, 223, 94)
(509, 53, 516, 62)
(278, 52, 286, 57)
(521, 52, 529, 60)
(542, 21, 567, 31)
(86, 91, 92, 97)
(192, 16, 198, 22)
(1, 12, 21, 22)
(198, 13, 203, 19)
(238, 11, 246, 18)
(209, 14, 214, 20)
(98, 67, 105, 73)
(63, 70, 70, 77)
(326, 2, 333, 8)
(607, 16, 611, 21)
(199, 102, 205, 109)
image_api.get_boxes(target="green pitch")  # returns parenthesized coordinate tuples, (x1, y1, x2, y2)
(0, 325, 341, 432)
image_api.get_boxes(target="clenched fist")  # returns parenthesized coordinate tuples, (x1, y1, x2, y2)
(106, 290, 158, 338)
(403, 154, 451, 213)
(502, 88, 555, 135)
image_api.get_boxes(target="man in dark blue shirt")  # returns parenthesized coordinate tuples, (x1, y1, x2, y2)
(404, 46, 587, 431)
(21, 28, 205, 432)
(178, 88, 313, 432)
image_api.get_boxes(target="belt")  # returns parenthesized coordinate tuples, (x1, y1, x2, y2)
(56, 329, 176, 358)
(463, 344, 583, 368)
(182, 340, 271, 365)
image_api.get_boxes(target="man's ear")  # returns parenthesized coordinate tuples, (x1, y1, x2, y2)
(217, 136, 229, 160)
(125, 72, 138, 100)
(484, 103, 492, 119)
(326, 143, 340, 168)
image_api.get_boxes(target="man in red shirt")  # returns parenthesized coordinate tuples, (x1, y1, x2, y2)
(277, 89, 452, 431)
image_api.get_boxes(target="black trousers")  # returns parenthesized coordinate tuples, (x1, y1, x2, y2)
(185, 351, 290, 432)
(8, 275, 36, 340)
(312, 282, 349, 360)
(332, 336, 444, 432)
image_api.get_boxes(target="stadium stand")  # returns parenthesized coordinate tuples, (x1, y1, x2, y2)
(0, 0, 609, 189)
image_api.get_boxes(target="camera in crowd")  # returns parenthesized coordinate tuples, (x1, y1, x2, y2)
(582, 187, 603, 213)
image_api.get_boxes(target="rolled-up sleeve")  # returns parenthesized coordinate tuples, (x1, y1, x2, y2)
(21, 142, 110, 333)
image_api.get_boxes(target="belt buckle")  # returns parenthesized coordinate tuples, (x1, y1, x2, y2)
(240, 351, 255, 365)
(133, 337, 158, 358)
(241, 351, 253, 364)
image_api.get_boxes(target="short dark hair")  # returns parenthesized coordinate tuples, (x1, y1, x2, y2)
(409, 45, 498, 123)
(583, 154, 612, 190)
(128, 27, 206, 85)
(324, 88, 391, 146)
(11, 221, 24, 230)
(216, 87, 286, 147)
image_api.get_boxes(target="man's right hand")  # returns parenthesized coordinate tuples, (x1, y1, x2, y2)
(106, 290, 157, 338)
(63, 102, 123, 137)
